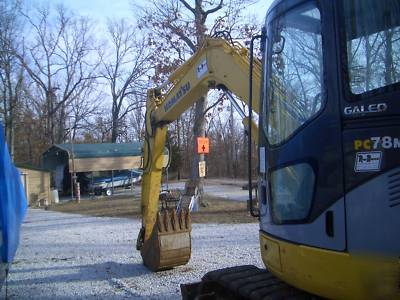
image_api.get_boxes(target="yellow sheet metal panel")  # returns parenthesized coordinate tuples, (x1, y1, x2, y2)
(68, 156, 142, 172)
(141, 126, 167, 240)
(259, 234, 282, 272)
(153, 54, 210, 123)
(260, 232, 400, 299)
(209, 41, 261, 112)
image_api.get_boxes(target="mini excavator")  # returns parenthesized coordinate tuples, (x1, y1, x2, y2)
(137, 0, 400, 299)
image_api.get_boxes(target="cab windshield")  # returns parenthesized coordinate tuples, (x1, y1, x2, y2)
(265, 1, 324, 145)
(343, 0, 400, 97)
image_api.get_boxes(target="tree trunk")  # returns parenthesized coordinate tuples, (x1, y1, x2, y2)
(186, 1, 208, 195)
(365, 36, 371, 91)
(229, 104, 237, 178)
(6, 72, 14, 159)
(111, 115, 119, 142)
(2, 86, 9, 151)
(46, 90, 56, 145)
(187, 95, 207, 194)
(176, 117, 181, 180)
(57, 102, 66, 144)
(9, 95, 14, 160)
(384, 29, 394, 85)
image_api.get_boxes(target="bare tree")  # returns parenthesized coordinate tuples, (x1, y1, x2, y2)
(16, 3, 99, 145)
(203, 99, 247, 178)
(100, 19, 152, 142)
(0, 0, 25, 158)
(67, 82, 104, 140)
(128, 107, 145, 141)
(137, 0, 259, 193)
(82, 114, 112, 143)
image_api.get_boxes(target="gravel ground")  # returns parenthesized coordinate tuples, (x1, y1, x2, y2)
(4, 209, 263, 299)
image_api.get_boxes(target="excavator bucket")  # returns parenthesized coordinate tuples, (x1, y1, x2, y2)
(141, 208, 191, 271)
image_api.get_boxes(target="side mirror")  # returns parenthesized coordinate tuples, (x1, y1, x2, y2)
(272, 35, 285, 54)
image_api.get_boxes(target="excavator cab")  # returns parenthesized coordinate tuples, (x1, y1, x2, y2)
(258, 0, 400, 298)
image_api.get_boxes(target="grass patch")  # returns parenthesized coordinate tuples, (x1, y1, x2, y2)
(48, 194, 256, 224)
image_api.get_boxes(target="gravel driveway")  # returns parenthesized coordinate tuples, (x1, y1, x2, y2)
(4, 209, 263, 299)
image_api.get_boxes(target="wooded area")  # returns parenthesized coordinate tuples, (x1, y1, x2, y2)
(0, 0, 261, 179)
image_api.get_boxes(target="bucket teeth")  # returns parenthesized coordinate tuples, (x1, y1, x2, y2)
(163, 210, 170, 231)
(178, 208, 190, 230)
(171, 209, 178, 231)
(157, 211, 165, 232)
(179, 209, 185, 230)
(141, 208, 192, 271)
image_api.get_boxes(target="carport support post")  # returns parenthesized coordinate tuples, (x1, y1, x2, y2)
(70, 172, 74, 200)
(91, 172, 94, 196)
(73, 173, 78, 203)
(111, 170, 114, 195)
(130, 170, 133, 192)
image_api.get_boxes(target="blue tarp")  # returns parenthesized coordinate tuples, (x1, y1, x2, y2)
(0, 122, 27, 264)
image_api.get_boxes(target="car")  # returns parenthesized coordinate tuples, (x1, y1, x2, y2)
(88, 169, 142, 196)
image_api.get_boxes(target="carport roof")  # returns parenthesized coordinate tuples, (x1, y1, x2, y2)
(52, 142, 142, 158)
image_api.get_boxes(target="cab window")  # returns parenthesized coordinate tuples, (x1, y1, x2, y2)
(266, 2, 324, 145)
(270, 163, 315, 223)
(343, 0, 400, 96)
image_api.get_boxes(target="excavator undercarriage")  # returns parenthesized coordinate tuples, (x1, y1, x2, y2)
(181, 265, 314, 300)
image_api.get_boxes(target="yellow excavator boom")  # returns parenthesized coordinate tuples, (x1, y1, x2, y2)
(137, 37, 261, 271)
(151, 38, 261, 123)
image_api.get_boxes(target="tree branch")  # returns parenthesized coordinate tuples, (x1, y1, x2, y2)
(178, 0, 196, 15)
(203, 94, 224, 116)
(164, 22, 197, 52)
(204, 0, 223, 17)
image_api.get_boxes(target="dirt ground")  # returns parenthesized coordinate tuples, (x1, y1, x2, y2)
(48, 194, 257, 224)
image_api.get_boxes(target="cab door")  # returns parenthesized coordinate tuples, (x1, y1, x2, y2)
(259, 0, 346, 251)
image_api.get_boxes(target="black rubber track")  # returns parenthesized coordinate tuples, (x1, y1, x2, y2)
(201, 265, 316, 300)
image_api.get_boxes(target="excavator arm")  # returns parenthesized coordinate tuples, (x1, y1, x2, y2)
(137, 38, 261, 271)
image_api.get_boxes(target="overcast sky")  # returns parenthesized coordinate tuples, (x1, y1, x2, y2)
(64, 0, 134, 20)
